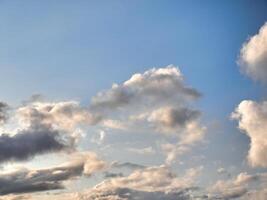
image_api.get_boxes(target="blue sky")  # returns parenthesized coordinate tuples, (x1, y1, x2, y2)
(0, 0, 266, 104)
(0, 1, 267, 199)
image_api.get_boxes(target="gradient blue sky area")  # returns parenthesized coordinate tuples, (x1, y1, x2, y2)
(1, 0, 266, 157)
(1, 0, 266, 105)
(1, 1, 267, 199)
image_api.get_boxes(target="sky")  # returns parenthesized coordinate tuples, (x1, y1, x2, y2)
(0, 0, 267, 199)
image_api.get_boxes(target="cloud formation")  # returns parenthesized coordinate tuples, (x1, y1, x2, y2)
(91, 66, 201, 111)
(90, 66, 205, 164)
(0, 127, 66, 163)
(0, 151, 105, 195)
(148, 106, 201, 133)
(209, 172, 267, 199)
(232, 100, 267, 167)
(0, 100, 100, 163)
(239, 22, 267, 82)
(77, 165, 202, 200)
(0, 66, 205, 198)
(17, 101, 101, 133)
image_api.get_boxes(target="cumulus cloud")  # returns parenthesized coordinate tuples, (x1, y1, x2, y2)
(0, 165, 203, 200)
(209, 172, 267, 199)
(232, 100, 267, 167)
(89, 66, 205, 163)
(239, 22, 267, 82)
(17, 101, 101, 132)
(0, 66, 206, 197)
(90, 65, 200, 111)
(148, 106, 201, 133)
(0, 100, 101, 163)
(0, 151, 105, 195)
(77, 165, 202, 200)
(0, 127, 67, 163)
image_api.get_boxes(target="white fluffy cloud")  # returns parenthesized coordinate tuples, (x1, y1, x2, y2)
(76, 165, 202, 200)
(17, 101, 101, 133)
(239, 22, 267, 82)
(232, 100, 267, 167)
(91, 65, 200, 111)
(209, 172, 267, 199)
(90, 66, 206, 163)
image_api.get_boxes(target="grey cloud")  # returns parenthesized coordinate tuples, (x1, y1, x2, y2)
(111, 162, 146, 170)
(104, 172, 124, 178)
(78, 187, 192, 200)
(0, 126, 68, 163)
(217, 188, 247, 200)
(0, 102, 9, 125)
(0, 152, 105, 195)
(0, 182, 63, 195)
(0, 169, 65, 195)
(0, 100, 101, 163)
(148, 106, 201, 130)
(91, 86, 134, 110)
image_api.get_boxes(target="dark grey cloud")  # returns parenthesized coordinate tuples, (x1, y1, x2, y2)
(0, 152, 104, 195)
(0, 126, 69, 163)
(0, 100, 101, 164)
(0, 169, 64, 195)
(0, 182, 63, 195)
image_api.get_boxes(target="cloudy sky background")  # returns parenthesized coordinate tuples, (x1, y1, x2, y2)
(0, 0, 267, 199)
